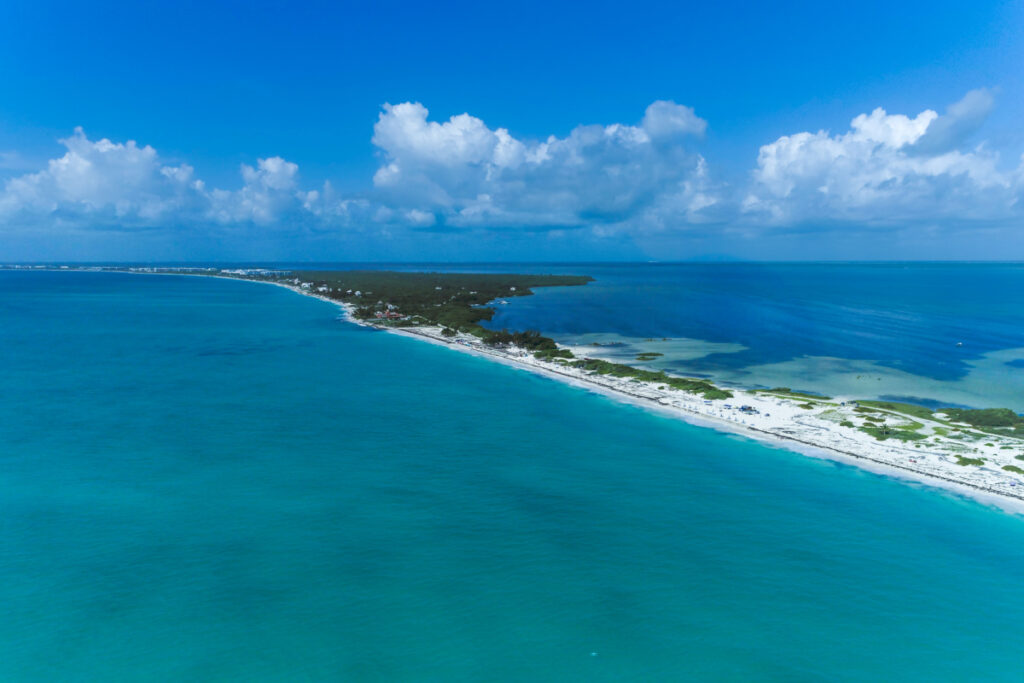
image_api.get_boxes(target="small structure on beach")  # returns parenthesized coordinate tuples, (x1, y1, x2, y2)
(374, 310, 405, 320)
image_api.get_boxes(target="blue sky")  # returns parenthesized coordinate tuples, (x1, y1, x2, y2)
(1, 0, 1022, 261)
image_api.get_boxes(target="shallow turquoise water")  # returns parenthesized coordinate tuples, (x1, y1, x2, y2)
(3, 271, 1024, 681)
(479, 262, 1024, 410)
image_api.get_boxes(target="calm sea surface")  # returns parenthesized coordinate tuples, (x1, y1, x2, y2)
(477, 263, 1024, 411)
(3, 269, 1024, 680)
(274, 262, 1024, 410)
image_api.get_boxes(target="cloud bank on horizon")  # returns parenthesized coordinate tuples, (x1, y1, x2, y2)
(1, 89, 1021, 250)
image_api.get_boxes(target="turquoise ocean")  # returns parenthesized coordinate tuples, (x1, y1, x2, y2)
(3, 269, 1024, 681)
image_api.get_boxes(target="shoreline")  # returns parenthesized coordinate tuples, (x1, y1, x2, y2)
(393, 323, 1024, 515)
(251, 276, 1024, 515)
(29, 268, 1024, 515)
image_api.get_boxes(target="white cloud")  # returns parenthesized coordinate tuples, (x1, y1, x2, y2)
(641, 100, 707, 140)
(0, 129, 338, 231)
(743, 90, 1022, 226)
(372, 102, 503, 170)
(209, 157, 307, 225)
(370, 100, 716, 230)
(242, 156, 298, 191)
(2, 91, 1019, 247)
(0, 128, 197, 221)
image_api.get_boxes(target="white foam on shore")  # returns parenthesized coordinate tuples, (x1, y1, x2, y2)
(392, 327, 1024, 516)
(127, 272, 1024, 517)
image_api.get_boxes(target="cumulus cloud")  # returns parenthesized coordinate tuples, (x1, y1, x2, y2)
(0, 128, 195, 222)
(0, 128, 340, 232)
(641, 100, 707, 140)
(1, 103, 719, 237)
(2, 91, 1019, 247)
(370, 100, 717, 230)
(743, 90, 1022, 226)
(208, 156, 306, 224)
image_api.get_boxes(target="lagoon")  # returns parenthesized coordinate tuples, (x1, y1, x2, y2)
(3, 270, 1024, 680)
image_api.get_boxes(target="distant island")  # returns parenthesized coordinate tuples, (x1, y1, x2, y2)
(12, 264, 1024, 509)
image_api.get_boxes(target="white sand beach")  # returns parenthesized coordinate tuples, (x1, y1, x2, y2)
(96, 269, 1024, 514)
(256, 279, 1024, 514)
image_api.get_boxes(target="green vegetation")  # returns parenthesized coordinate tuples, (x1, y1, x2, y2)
(757, 387, 832, 400)
(955, 456, 985, 466)
(856, 400, 1024, 440)
(1002, 465, 1024, 474)
(569, 358, 732, 400)
(282, 270, 591, 337)
(534, 348, 574, 360)
(858, 400, 935, 421)
(942, 408, 1024, 429)
(483, 329, 557, 351)
(859, 425, 927, 442)
(840, 420, 855, 428)
(194, 268, 1024, 446)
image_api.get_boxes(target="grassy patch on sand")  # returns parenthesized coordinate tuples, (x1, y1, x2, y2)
(858, 400, 935, 422)
(859, 425, 927, 442)
(757, 387, 832, 401)
(570, 358, 732, 400)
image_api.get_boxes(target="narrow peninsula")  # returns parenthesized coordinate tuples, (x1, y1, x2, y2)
(16, 264, 1024, 509)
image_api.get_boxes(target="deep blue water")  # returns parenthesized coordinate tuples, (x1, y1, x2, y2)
(473, 263, 1024, 410)
(204, 261, 1024, 409)
(4, 270, 1024, 680)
